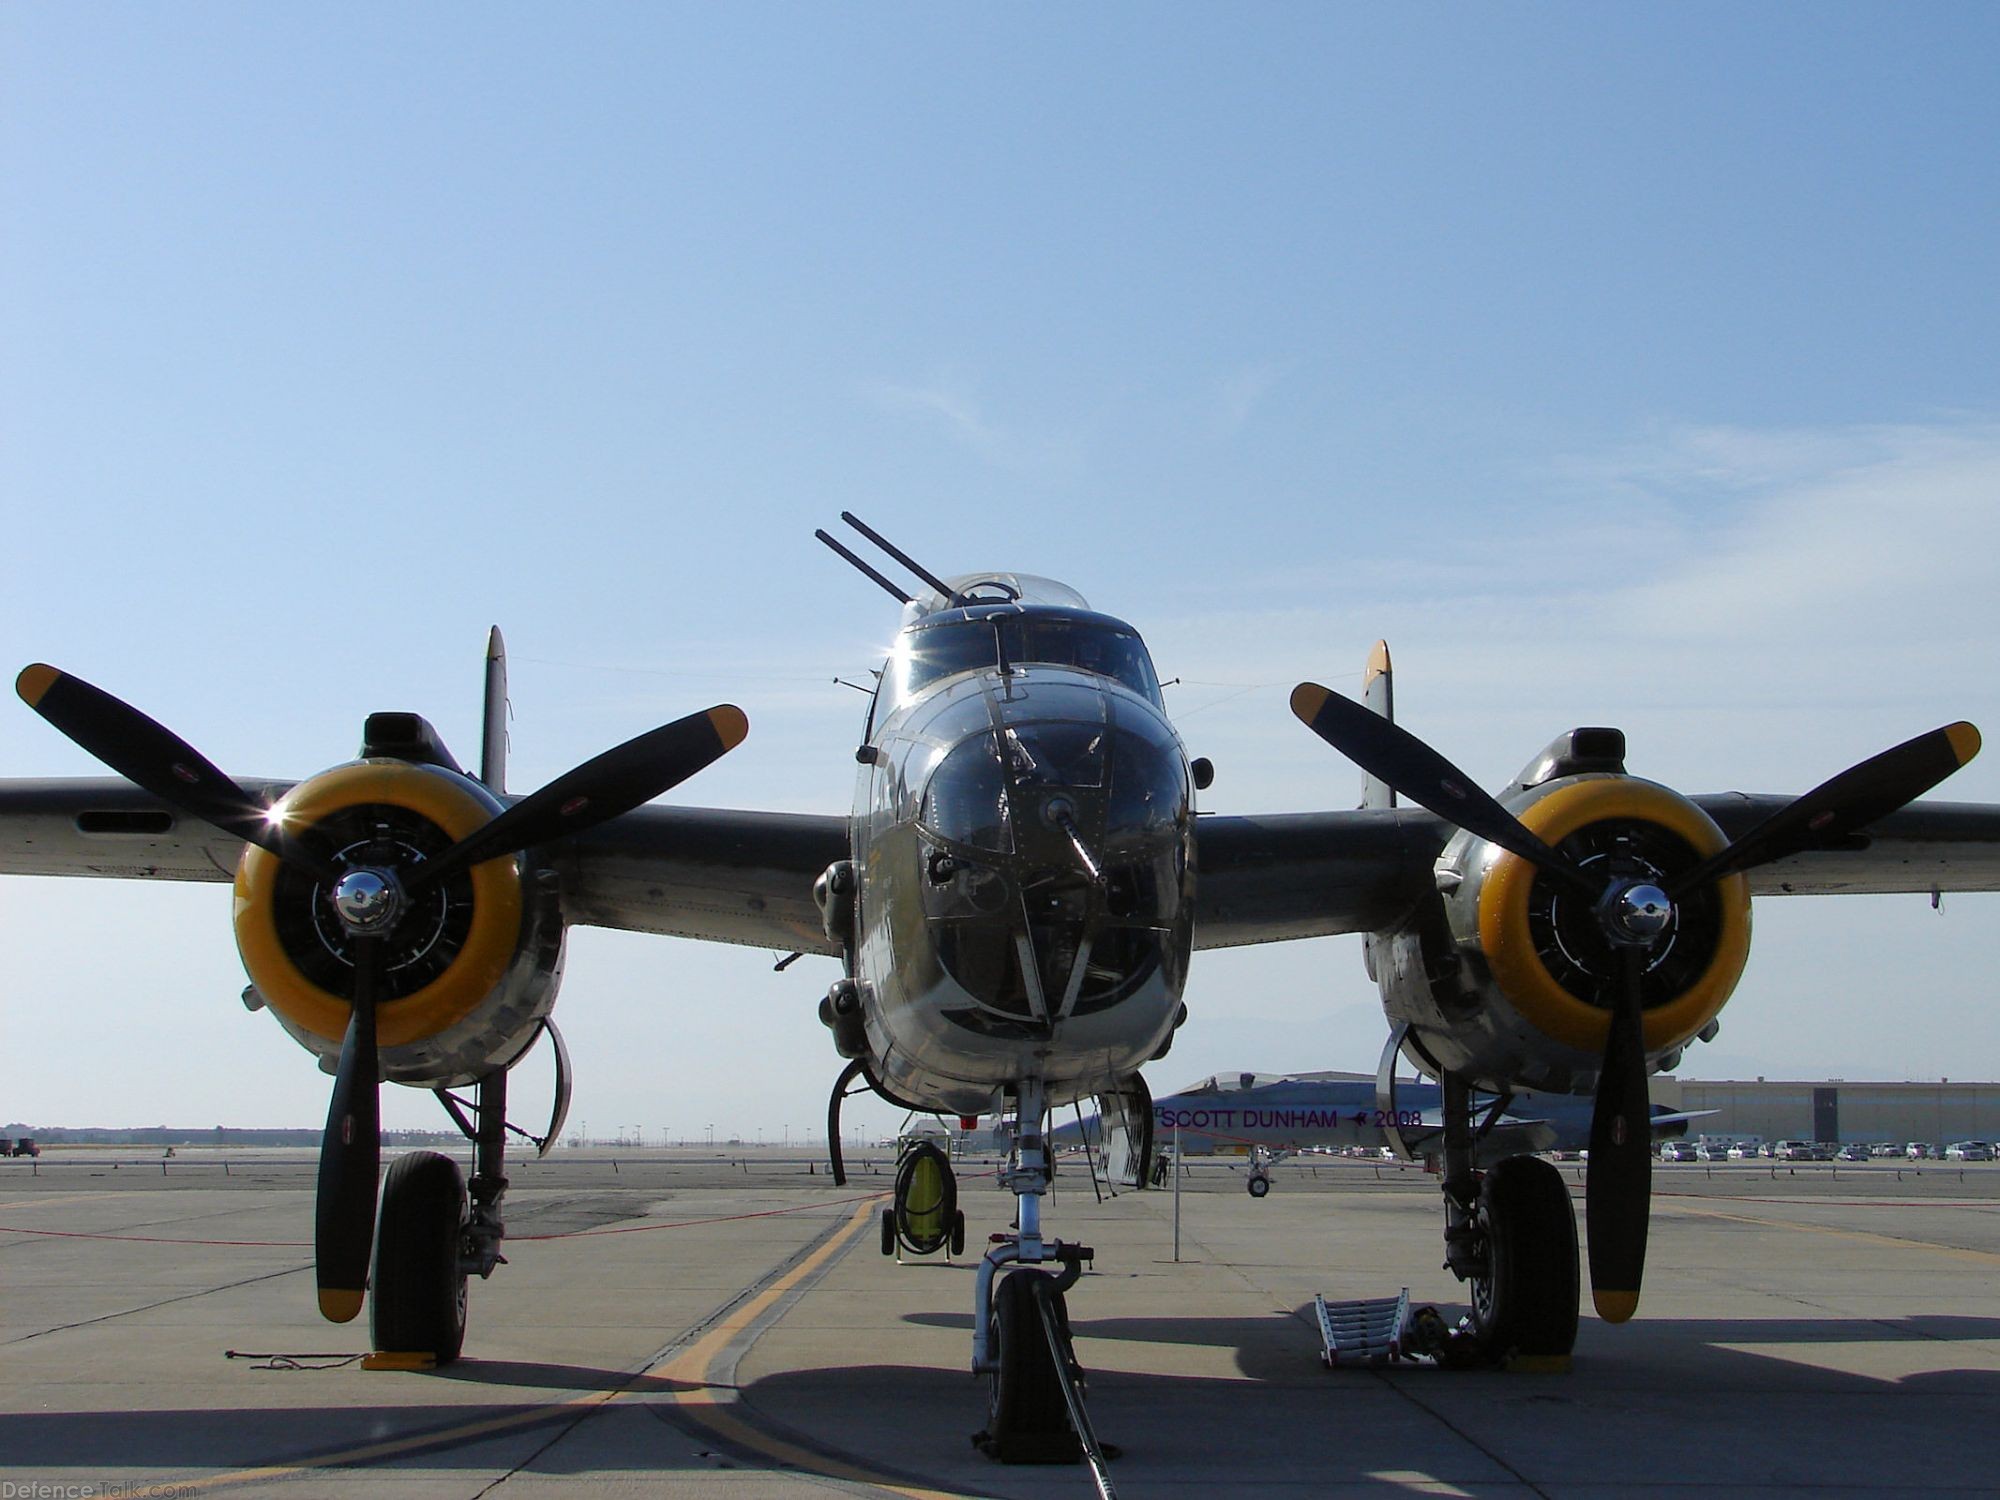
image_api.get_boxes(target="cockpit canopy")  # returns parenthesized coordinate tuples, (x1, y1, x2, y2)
(890, 606, 1164, 709)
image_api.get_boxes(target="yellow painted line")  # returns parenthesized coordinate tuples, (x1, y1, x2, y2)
(1666, 1200, 2000, 1266)
(654, 1199, 976, 1500)
(149, 1195, 976, 1500)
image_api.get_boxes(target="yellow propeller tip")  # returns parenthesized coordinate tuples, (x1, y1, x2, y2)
(1289, 682, 1329, 723)
(1593, 1288, 1640, 1323)
(318, 1287, 365, 1323)
(16, 663, 59, 708)
(709, 704, 749, 751)
(1947, 722, 1981, 767)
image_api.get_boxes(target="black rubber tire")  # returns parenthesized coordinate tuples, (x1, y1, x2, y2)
(951, 1208, 967, 1258)
(371, 1150, 469, 1364)
(1470, 1154, 1579, 1361)
(980, 1270, 1079, 1463)
(881, 1207, 896, 1257)
(1247, 1173, 1270, 1198)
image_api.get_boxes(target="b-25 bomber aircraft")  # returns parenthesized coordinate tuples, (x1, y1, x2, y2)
(3, 511, 1997, 1463)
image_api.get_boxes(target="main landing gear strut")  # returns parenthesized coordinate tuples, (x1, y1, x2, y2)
(970, 1079, 1118, 1492)
(365, 1068, 506, 1367)
(369, 1021, 570, 1368)
(1434, 1072, 1579, 1367)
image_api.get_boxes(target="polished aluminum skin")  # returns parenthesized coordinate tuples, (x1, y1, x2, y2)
(847, 596, 1194, 1116)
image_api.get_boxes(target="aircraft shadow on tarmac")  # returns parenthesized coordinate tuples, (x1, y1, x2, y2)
(10, 1314, 2000, 1482)
(907, 1303, 2000, 1390)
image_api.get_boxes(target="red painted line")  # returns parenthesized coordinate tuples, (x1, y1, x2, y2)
(0, 1191, 894, 1249)
(0, 1226, 309, 1247)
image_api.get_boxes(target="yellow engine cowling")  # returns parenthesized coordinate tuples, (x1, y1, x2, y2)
(233, 761, 566, 1087)
(1378, 775, 1751, 1094)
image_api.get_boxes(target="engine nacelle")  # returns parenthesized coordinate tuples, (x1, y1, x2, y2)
(1375, 770, 1751, 1094)
(233, 760, 566, 1087)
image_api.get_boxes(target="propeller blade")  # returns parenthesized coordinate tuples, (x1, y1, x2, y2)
(16, 664, 334, 881)
(407, 705, 748, 892)
(314, 935, 383, 1322)
(1290, 683, 1594, 896)
(1666, 722, 1981, 900)
(1585, 946, 1652, 1322)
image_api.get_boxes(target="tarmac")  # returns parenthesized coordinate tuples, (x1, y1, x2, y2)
(4, 1145, 2000, 1497)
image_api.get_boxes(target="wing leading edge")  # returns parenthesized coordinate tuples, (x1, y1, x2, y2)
(2, 782, 1995, 957)
(0, 779, 847, 956)
(1189, 799, 2000, 951)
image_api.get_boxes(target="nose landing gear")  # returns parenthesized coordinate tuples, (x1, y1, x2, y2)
(969, 1079, 1119, 1491)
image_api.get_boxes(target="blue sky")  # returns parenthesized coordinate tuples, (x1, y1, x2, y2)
(4, 8, 1998, 1138)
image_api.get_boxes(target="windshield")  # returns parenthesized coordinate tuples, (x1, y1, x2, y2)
(896, 613, 1163, 706)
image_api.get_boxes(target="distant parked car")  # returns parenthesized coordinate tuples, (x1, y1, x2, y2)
(1696, 1141, 1732, 1162)
(1660, 1141, 1698, 1162)
(11, 1138, 36, 1158)
(1775, 1140, 1815, 1161)
(1728, 1142, 1760, 1160)
(1837, 1142, 1871, 1162)
(1906, 1142, 1934, 1159)
(1946, 1141, 1994, 1162)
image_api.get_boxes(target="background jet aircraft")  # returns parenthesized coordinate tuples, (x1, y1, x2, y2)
(3, 515, 1997, 1461)
(1057, 1069, 1710, 1195)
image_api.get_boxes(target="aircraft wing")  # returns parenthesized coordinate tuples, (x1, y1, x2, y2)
(552, 803, 846, 954)
(1190, 808, 1439, 950)
(1190, 799, 2000, 950)
(0, 778, 847, 956)
(1692, 796, 2000, 895)
(0, 777, 282, 882)
(7, 780, 1997, 959)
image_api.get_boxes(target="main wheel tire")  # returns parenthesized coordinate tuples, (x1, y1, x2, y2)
(1469, 1153, 1579, 1362)
(371, 1150, 470, 1364)
(1247, 1173, 1270, 1198)
(979, 1270, 1079, 1463)
(950, 1208, 967, 1258)
(881, 1207, 896, 1257)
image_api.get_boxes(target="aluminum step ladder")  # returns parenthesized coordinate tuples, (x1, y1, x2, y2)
(1313, 1288, 1411, 1368)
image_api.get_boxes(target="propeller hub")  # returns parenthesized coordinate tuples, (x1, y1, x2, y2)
(330, 868, 403, 934)
(1604, 881, 1673, 945)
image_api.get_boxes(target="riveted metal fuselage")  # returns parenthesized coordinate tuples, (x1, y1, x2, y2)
(847, 604, 1194, 1116)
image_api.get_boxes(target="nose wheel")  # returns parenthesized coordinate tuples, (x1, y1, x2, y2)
(977, 1269, 1084, 1463)
(968, 1079, 1118, 1488)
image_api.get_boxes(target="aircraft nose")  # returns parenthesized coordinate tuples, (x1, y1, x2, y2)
(917, 712, 1191, 1021)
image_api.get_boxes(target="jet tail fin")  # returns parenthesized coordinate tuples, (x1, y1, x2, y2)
(1361, 640, 1394, 809)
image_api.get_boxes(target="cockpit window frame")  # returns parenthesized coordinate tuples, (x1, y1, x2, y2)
(889, 606, 1165, 709)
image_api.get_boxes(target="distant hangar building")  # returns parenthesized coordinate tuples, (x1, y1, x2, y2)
(1652, 1077, 2000, 1145)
